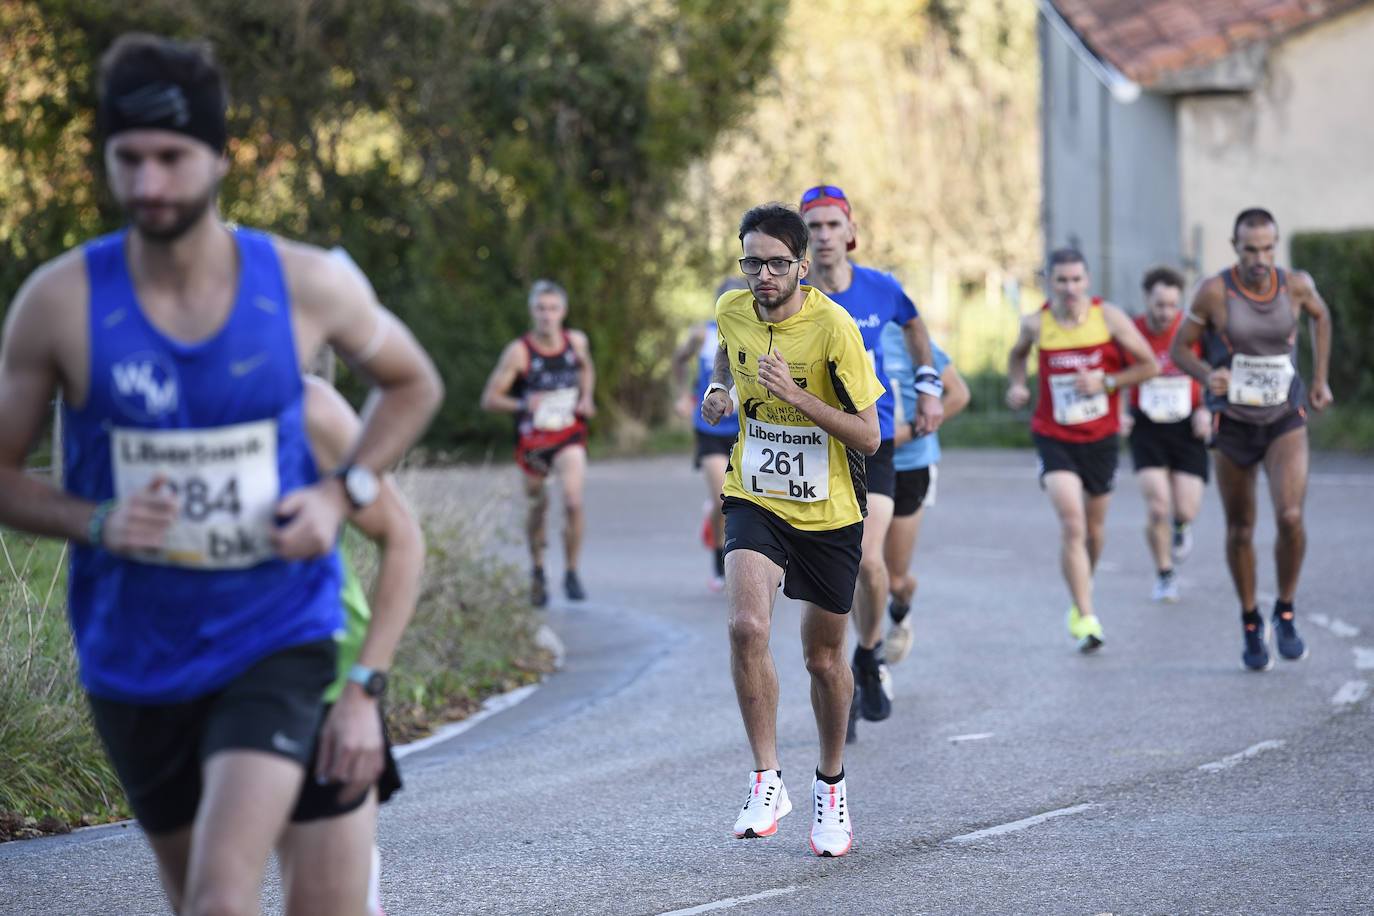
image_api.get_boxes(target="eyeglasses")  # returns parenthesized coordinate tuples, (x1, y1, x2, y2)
(739, 257, 803, 277)
(800, 185, 847, 204)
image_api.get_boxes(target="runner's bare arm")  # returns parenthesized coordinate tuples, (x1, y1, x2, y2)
(1103, 304, 1160, 390)
(941, 361, 971, 421)
(273, 243, 441, 558)
(757, 349, 879, 455)
(0, 259, 96, 541)
(671, 324, 708, 417)
(1172, 276, 1225, 395)
(280, 242, 443, 474)
(569, 329, 597, 418)
(901, 316, 944, 435)
(1288, 270, 1333, 410)
(702, 343, 735, 425)
(1005, 311, 1037, 408)
(303, 376, 423, 799)
(479, 340, 530, 414)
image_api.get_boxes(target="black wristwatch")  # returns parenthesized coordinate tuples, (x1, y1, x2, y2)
(346, 664, 388, 698)
(338, 464, 380, 510)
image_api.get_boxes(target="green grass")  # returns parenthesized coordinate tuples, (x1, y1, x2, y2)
(0, 498, 550, 839)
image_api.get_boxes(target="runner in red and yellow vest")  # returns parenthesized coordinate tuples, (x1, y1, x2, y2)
(1030, 298, 1126, 444)
(1130, 311, 1201, 418)
(1007, 249, 1158, 654)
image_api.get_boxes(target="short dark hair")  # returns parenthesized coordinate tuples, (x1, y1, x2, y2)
(1046, 247, 1087, 270)
(1232, 208, 1277, 240)
(98, 33, 228, 150)
(1141, 265, 1184, 293)
(738, 204, 809, 259)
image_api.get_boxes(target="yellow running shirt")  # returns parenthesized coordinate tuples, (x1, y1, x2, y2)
(717, 286, 885, 531)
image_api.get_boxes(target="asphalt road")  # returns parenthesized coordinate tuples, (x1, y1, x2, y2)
(2, 447, 1371, 915)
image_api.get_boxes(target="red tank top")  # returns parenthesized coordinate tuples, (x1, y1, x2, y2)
(1128, 312, 1201, 421)
(1031, 300, 1123, 443)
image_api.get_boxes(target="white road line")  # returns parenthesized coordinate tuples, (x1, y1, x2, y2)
(1309, 614, 1360, 638)
(949, 732, 995, 743)
(1353, 647, 1374, 670)
(392, 683, 539, 760)
(658, 887, 799, 915)
(1197, 739, 1285, 773)
(948, 804, 1095, 844)
(1332, 680, 1369, 706)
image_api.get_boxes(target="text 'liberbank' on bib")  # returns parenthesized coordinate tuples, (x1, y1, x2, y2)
(111, 419, 279, 569)
(741, 419, 829, 502)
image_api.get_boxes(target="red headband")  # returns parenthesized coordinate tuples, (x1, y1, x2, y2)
(798, 195, 856, 251)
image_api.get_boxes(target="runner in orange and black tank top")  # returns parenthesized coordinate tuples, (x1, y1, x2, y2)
(1201, 266, 1306, 426)
(1031, 298, 1125, 444)
(511, 331, 588, 476)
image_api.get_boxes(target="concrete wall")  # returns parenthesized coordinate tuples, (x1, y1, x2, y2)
(1178, 4, 1374, 276)
(1040, 13, 1184, 312)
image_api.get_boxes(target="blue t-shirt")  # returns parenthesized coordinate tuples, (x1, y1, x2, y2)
(819, 265, 918, 439)
(694, 320, 738, 437)
(63, 227, 342, 704)
(882, 322, 951, 471)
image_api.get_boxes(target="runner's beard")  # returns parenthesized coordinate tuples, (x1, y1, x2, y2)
(126, 181, 219, 243)
(752, 272, 800, 313)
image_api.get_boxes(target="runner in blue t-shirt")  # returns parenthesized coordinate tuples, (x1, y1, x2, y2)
(673, 277, 748, 591)
(799, 184, 945, 726)
(879, 326, 969, 668)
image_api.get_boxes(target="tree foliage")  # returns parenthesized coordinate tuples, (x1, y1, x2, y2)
(1290, 229, 1374, 407)
(0, 0, 787, 452)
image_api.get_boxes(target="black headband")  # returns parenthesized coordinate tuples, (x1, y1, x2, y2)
(99, 75, 226, 152)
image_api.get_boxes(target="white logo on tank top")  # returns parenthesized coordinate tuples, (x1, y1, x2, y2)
(110, 352, 179, 420)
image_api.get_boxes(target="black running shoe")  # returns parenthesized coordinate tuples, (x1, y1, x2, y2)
(564, 570, 586, 601)
(1272, 609, 1307, 661)
(531, 568, 548, 607)
(888, 596, 911, 624)
(852, 654, 892, 722)
(1242, 616, 1272, 671)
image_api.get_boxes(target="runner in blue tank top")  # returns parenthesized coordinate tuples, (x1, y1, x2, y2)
(798, 184, 945, 727)
(0, 34, 441, 915)
(673, 277, 748, 591)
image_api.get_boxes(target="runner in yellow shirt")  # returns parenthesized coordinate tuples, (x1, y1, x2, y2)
(701, 203, 883, 857)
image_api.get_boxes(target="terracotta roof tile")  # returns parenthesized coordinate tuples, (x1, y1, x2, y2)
(1048, 0, 1371, 86)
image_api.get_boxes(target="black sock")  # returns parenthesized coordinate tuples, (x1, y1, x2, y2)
(1159, 567, 1174, 579)
(855, 643, 884, 665)
(714, 548, 725, 577)
(533, 566, 545, 580)
(1275, 599, 1294, 617)
(753, 768, 780, 778)
(1242, 607, 1261, 626)
(816, 767, 844, 785)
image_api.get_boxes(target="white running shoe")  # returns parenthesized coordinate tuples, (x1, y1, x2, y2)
(885, 616, 914, 665)
(1151, 572, 1179, 603)
(810, 776, 852, 857)
(733, 770, 791, 838)
(1171, 524, 1193, 565)
(877, 661, 894, 702)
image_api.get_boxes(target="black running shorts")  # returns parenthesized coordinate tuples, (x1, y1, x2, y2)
(1128, 410, 1210, 481)
(864, 439, 896, 500)
(1213, 408, 1306, 469)
(892, 466, 933, 517)
(290, 703, 403, 822)
(88, 639, 335, 834)
(721, 496, 863, 615)
(693, 430, 736, 469)
(1034, 432, 1119, 496)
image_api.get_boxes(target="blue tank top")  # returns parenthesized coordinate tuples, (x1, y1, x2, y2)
(820, 265, 918, 440)
(693, 321, 738, 437)
(63, 227, 342, 704)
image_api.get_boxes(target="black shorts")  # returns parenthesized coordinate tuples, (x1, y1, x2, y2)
(291, 703, 403, 822)
(892, 466, 933, 517)
(1034, 432, 1119, 497)
(865, 439, 896, 500)
(721, 496, 863, 615)
(1128, 410, 1210, 481)
(693, 430, 736, 469)
(1213, 408, 1306, 468)
(88, 639, 335, 835)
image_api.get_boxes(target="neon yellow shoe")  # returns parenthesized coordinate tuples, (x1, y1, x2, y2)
(1066, 605, 1104, 652)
